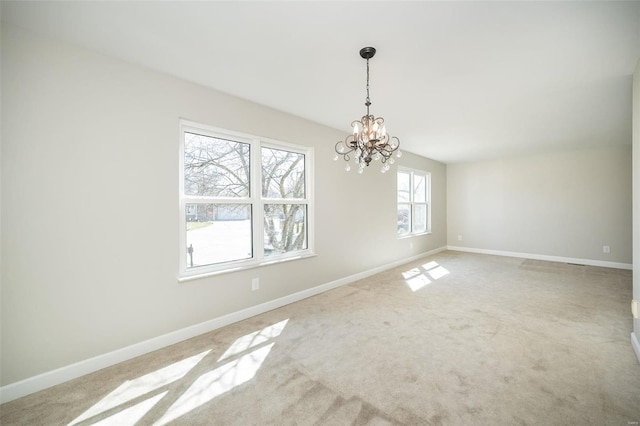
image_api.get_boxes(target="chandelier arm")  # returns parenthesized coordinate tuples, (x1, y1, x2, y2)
(335, 142, 356, 154)
(379, 136, 400, 152)
(335, 139, 356, 163)
(376, 132, 389, 146)
(379, 143, 396, 153)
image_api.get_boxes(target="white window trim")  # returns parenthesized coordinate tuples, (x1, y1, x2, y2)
(178, 119, 315, 281)
(397, 166, 431, 238)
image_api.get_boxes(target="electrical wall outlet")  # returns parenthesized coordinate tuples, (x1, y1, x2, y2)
(603, 245, 610, 254)
(251, 278, 260, 291)
(457, 235, 463, 241)
(632, 299, 638, 319)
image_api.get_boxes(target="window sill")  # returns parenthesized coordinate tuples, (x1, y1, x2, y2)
(178, 252, 317, 283)
(397, 231, 432, 239)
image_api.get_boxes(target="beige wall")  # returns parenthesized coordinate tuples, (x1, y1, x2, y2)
(0, 25, 446, 386)
(633, 58, 640, 340)
(447, 145, 632, 265)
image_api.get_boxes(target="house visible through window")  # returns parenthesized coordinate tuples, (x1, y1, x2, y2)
(397, 168, 430, 236)
(179, 120, 313, 278)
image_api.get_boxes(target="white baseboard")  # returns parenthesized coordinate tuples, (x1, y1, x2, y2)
(0, 246, 446, 404)
(632, 332, 640, 364)
(447, 246, 632, 270)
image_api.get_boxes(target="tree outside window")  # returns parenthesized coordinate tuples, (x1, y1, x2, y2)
(397, 169, 430, 236)
(261, 147, 307, 256)
(179, 122, 312, 277)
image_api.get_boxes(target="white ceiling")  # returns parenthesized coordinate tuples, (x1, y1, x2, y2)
(2, 1, 640, 163)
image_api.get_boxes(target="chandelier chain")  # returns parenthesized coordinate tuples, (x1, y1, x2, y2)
(365, 58, 371, 115)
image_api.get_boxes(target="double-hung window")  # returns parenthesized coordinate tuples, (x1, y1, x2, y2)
(179, 120, 313, 278)
(397, 168, 430, 236)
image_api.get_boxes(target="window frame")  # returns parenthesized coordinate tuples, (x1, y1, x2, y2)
(397, 167, 431, 237)
(178, 120, 314, 280)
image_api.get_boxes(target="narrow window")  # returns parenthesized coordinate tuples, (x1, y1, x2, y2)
(397, 168, 430, 236)
(262, 147, 308, 257)
(183, 132, 252, 268)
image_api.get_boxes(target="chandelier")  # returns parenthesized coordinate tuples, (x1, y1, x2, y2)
(334, 47, 401, 174)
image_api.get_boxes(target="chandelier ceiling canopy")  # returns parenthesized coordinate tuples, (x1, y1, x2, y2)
(334, 47, 401, 174)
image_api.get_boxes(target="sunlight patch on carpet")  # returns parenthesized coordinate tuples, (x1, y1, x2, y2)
(90, 392, 167, 426)
(68, 350, 210, 425)
(154, 343, 274, 425)
(218, 319, 288, 362)
(402, 261, 450, 292)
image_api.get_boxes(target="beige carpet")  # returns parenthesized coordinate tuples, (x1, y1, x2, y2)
(2, 251, 639, 425)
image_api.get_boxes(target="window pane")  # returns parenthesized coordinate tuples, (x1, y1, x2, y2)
(184, 132, 250, 197)
(397, 171, 411, 202)
(264, 204, 307, 256)
(397, 204, 411, 235)
(262, 147, 305, 199)
(185, 203, 252, 268)
(413, 204, 428, 234)
(413, 174, 427, 203)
